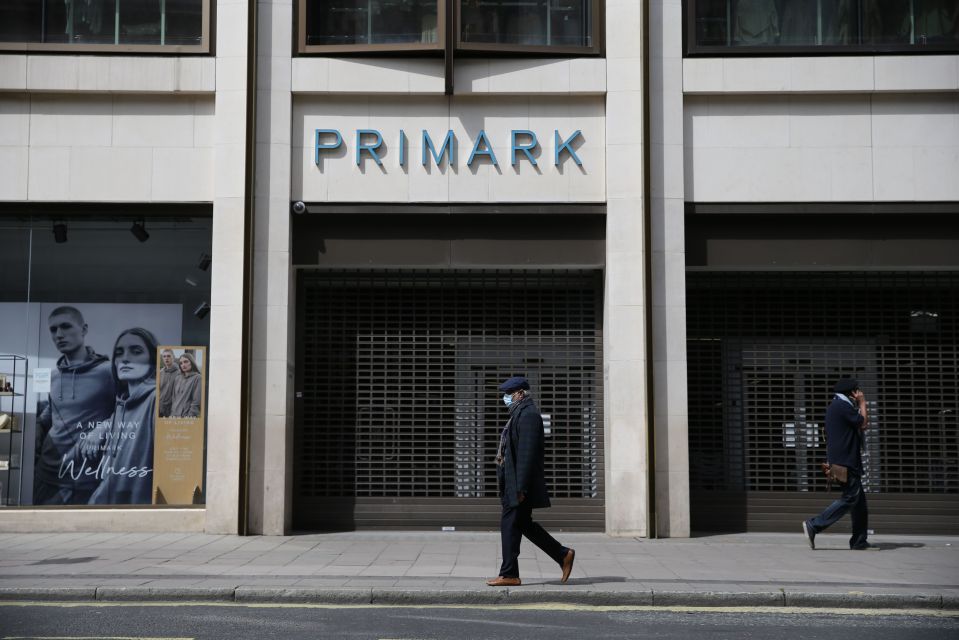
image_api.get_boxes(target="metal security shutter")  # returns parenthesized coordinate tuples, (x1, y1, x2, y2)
(688, 271, 959, 534)
(293, 269, 604, 531)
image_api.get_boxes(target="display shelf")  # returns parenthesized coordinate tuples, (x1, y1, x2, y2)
(0, 354, 28, 506)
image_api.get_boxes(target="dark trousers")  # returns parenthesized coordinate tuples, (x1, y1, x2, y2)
(807, 470, 869, 548)
(498, 501, 568, 578)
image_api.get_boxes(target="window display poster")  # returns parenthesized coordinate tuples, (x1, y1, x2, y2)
(153, 346, 206, 505)
(31, 302, 182, 506)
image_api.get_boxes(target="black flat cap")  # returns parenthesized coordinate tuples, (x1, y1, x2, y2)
(499, 376, 530, 393)
(833, 378, 860, 394)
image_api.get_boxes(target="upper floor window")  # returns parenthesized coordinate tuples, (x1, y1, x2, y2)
(0, 0, 210, 53)
(459, 0, 597, 52)
(298, 0, 601, 54)
(302, 0, 442, 51)
(688, 0, 959, 55)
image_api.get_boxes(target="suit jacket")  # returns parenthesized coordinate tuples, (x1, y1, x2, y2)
(498, 397, 551, 509)
(825, 394, 865, 474)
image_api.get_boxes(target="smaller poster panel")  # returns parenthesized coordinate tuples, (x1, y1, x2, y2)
(153, 346, 206, 505)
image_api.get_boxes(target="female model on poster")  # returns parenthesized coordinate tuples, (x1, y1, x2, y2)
(86, 327, 159, 505)
(171, 352, 202, 418)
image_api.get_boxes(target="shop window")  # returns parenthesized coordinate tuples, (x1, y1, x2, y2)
(297, 0, 601, 54)
(0, 0, 210, 53)
(458, 0, 599, 53)
(688, 0, 959, 55)
(0, 214, 212, 508)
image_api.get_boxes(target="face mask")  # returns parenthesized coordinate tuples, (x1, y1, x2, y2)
(502, 394, 513, 407)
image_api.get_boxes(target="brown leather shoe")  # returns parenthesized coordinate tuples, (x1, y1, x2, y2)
(486, 576, 521, 587)
(560, 548, 575, 583)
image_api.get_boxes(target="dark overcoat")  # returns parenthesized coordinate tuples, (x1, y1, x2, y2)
(498, 397, 551, 509)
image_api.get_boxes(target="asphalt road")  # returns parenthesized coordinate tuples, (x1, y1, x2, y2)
(1, 603, 958, 640)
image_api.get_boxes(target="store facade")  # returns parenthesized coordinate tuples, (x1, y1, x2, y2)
(1, 0, 957, 537)
(681, 1, 959, 534)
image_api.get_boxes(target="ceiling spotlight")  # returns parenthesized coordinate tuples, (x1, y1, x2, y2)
(130, 220, 150, 242)
(197, 253, 212, 271)
(52, 223, 68, 244)
(193, 301, 211, 319)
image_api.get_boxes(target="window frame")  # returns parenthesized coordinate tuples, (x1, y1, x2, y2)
(297, 0, 447, 54)
(0, 0, 212, 54)
(454, 0, 603, 56)
(295, 0, 602, 55)
(684, 0, 959, 58)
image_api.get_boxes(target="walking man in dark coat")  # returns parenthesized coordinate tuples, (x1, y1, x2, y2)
(802, 377, 876, 550)
(487, 376, 575, 587)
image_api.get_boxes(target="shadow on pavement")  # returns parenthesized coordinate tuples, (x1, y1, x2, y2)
(873, 542, 925, 550)
(537, 576, 629, 586)
(29, 556, 99, 566)
(814, 542, 925, 551)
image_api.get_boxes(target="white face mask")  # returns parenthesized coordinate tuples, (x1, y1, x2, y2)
(502, 394, 514, 407)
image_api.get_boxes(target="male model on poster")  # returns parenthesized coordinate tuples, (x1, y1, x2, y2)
(34, 306, 114, 505)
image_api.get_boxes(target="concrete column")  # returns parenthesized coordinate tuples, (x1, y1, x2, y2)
(650, 0, 689, 537)
(604, 0, 649, 536)
(205, 0, 250, 534)
(248, 0, 295, 535)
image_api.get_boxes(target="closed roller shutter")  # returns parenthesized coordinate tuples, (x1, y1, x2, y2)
(687, 271, 959, 534)
(293, 269, 605, 531)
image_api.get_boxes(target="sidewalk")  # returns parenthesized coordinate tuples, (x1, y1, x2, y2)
(1, 530, 957, 609)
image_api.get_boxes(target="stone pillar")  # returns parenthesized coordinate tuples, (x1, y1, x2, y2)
(604, 0, 649, 536)
(205, 0, 250, 534)
(248, 0, 295, 535)
(650, 0, 690, 537)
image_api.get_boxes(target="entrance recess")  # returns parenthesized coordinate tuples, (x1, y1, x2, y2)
(687, 271, 959, 534)
(293, 269, 605, 531)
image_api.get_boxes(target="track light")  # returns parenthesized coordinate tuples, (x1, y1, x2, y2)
(197, 253, 212, 271)
(53, 223, 68, 244)
(130, 220, 150, 242)
(193, 301, 211, 319)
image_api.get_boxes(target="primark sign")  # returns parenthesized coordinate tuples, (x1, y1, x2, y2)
(314, 128, 585, 168)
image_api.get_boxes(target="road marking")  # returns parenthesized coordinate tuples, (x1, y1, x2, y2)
(3, 637, 192, 640)
(0, 601, 957, 617)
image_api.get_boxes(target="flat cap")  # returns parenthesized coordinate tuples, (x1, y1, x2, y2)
(499, 376, 530, 393)
(833, 378, 860, 394)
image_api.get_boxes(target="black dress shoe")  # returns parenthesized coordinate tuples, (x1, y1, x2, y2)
(851, 542, 879, 551)
(802, 520, 816, 550)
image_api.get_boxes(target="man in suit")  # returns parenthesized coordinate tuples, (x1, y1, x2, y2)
(802, 377, 875, 551)
(487, 376, 575, 586)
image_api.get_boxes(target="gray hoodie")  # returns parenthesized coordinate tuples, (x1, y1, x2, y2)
(88, 378, 156, 505)
(171, 371, 202, 418)
(36, 347, 115, 490)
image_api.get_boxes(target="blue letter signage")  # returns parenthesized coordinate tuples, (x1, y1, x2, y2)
(314, 128, 585, 170)
(356, 129, 384, 166)
(314, 129, 343, 165)
(510, 130, 538, 167)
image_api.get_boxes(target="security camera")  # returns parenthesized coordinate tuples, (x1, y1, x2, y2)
(292, 201, 307, 215)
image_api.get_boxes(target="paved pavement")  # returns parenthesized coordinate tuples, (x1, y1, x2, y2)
(0, 530, 957, 609)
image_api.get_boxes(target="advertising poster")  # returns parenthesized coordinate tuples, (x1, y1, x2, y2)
(29, 302, 182, 506)
(153, 346, 206, 505)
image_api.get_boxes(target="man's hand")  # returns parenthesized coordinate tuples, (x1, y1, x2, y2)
(517, 492, 526, 503)
(852, 390, 869, 432)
